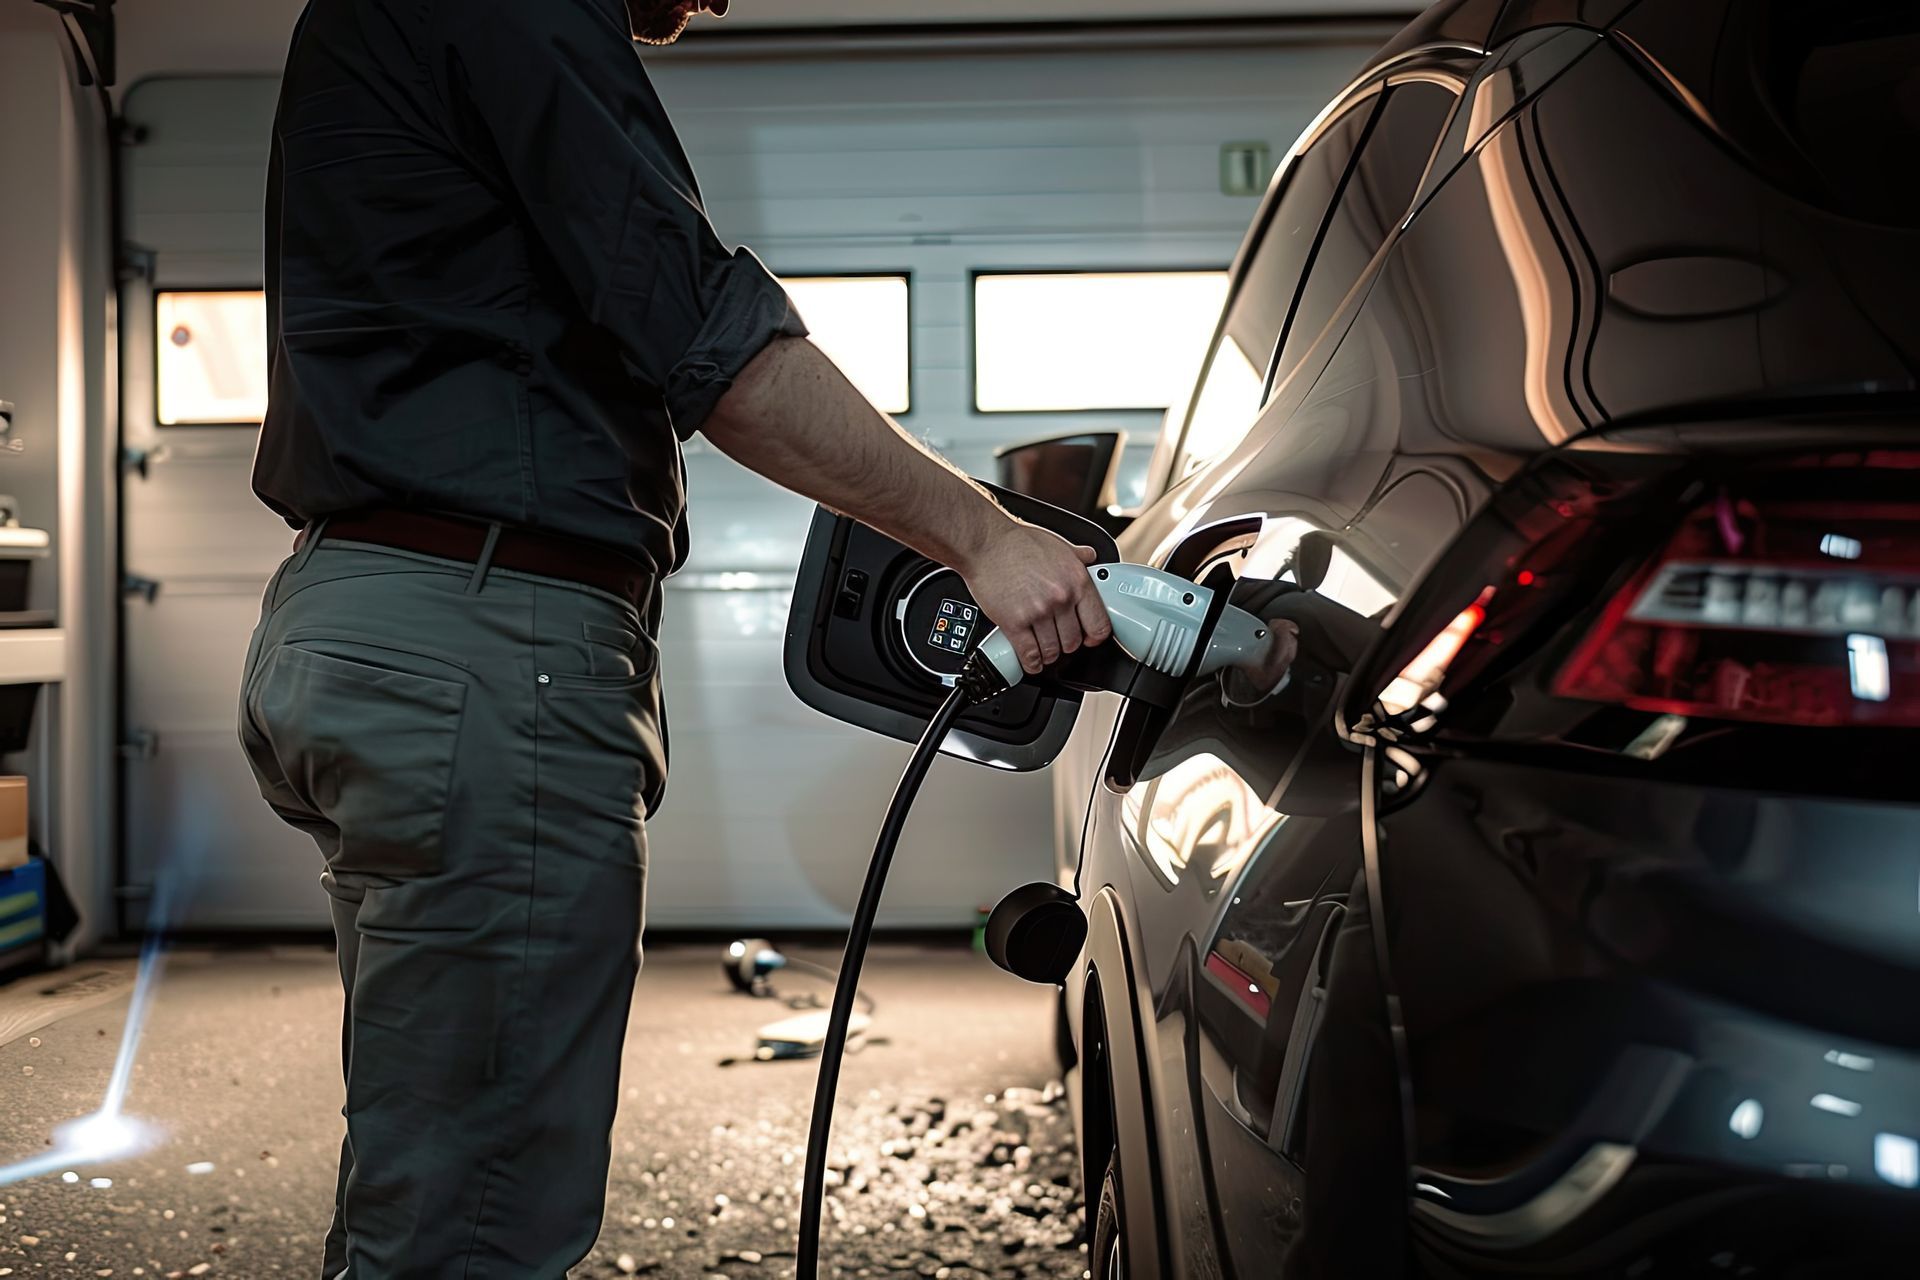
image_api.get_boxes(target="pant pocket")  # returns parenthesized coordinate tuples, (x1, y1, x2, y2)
(581, 621, 654, 680)
(537, 678, 659, 866)
(249, 640, 468, 878)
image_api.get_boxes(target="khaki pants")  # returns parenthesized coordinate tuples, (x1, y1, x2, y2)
(238, 536, 661, 1279)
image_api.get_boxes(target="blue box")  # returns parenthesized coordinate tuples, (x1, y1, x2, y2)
(0, 859, 47, 957)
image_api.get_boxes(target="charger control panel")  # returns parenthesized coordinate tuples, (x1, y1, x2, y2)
(784, 483, 1122, 770)
(897, 570, 984, 680)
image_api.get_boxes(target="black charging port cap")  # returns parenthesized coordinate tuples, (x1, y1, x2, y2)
(983, 882, 1088, 986)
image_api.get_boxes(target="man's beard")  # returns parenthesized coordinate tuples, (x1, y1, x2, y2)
(631, 1, 697, 45)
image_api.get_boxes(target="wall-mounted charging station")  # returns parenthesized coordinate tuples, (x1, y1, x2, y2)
(783, 482, 1203, 775)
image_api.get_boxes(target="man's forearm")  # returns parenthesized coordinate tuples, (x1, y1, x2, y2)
(703, 335, 1112, 675)
(701, 336, 1012, 573)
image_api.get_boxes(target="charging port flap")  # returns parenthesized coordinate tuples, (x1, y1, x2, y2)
(782, 485, 1121, 771)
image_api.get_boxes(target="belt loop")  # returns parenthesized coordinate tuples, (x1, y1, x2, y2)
(468, 522, 504, 595)
(291, 516, 331, 574)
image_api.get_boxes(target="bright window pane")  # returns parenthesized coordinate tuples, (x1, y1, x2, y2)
(974, 272, 1229, 413)
(156, 291, 268, 425)
(783, 275, 912, 415)
(157, 280, 914, 422)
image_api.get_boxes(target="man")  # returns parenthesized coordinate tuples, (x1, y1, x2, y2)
(236, 0, 1111, 1275)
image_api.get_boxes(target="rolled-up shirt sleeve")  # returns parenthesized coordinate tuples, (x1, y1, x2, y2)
(433, 0, 806, 437)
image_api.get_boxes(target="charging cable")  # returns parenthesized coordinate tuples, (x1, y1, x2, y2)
(795, 676, 974, 1276)
(795, 564, 1277, 1275)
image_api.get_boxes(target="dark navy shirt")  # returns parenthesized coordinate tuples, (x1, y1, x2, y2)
(254, 0, 806, 575)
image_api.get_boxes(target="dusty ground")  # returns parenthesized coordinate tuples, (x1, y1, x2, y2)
(0, 944, 1085, 1279)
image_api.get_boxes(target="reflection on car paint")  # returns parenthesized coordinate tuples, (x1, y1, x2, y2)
(1120, 752, 1286, 891)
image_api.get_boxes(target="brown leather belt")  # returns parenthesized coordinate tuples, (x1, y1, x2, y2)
(298, 509, 655, 609)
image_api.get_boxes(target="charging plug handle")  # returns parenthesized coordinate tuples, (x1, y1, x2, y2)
(974, 565, 1272, 697)
(979, 564, 1215, 687)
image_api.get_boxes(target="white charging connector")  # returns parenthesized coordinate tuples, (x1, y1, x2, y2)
(977, 564, 1273, 689)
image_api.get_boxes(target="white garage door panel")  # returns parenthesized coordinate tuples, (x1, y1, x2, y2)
(122, 442, 291, 581)
(118, 36, 1375, 929)
(644, 587, 1057, 928)
(707, 193, 1259, 242)
(124, 592, 259, 732)
(122, 586, 327, 928)
(125, 736, 324, 928)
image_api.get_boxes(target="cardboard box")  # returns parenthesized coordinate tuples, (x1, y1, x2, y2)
(0, 776, 27, 871)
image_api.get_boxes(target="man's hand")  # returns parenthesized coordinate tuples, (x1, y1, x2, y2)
(957, 522, 1113, 676)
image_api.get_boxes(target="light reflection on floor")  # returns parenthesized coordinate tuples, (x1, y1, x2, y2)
(0, 943, 1079, 1276)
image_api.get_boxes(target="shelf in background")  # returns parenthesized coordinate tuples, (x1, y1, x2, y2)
(0, 630, 64, 686)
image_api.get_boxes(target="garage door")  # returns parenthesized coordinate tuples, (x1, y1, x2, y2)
(117, 31, 1375, 929)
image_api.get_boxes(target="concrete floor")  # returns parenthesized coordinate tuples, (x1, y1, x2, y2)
(0, 944, 1086, 1279)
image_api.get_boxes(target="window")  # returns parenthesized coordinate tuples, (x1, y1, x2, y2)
(155, 290, 269, 425)
(973, 272, 1229, 413)
(1270, 82, 1457, 394)
(782, 275, 912, 415)
(155, 275, 914, 424)
(1170, 100, 1377, 481)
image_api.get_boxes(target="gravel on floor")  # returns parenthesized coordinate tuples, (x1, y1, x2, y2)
(0, 944, 1085, 1280)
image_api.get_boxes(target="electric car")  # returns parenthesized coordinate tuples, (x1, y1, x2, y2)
(786, 0, 1920, 1274)
(1027, 1, 1920, 1276)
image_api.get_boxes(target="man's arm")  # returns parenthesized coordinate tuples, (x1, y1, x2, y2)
(704, 337, 1111, 675)
(432, 1, 1107, 669)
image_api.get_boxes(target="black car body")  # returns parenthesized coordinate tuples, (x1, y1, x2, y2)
(1049, 1, 1920, 1275)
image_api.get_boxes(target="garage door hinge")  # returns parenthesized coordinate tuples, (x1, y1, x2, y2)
(122, 444, 171, 480)
(119, 729, 160, 761)
(117, 244, 156, 286)
(122, 574, 161, 603)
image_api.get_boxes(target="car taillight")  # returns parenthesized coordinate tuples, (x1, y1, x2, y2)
(1378, 597, 1488, 717)
(1351, 447, 1920, 752)
(1554, 494, 1920, 727)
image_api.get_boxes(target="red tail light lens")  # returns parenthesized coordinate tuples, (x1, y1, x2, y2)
(1554, 495, 1920, 727)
